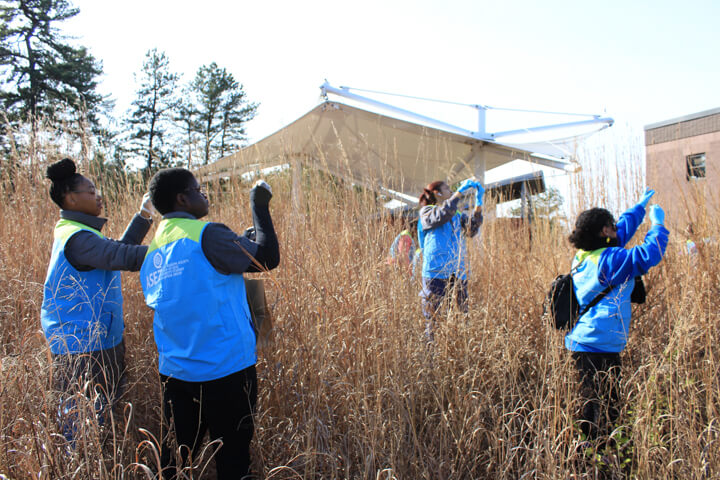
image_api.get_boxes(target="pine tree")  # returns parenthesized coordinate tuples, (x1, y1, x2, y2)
(125, 48, 180, 171)
(219, 87, 256, 158)
(510, 185, 565, 224)
(173, 94, 200, 169)
(188, 62, 257, 164)
(0, 0, 105, 132)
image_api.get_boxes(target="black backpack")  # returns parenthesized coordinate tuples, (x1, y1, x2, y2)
(545, 267, 613, 330)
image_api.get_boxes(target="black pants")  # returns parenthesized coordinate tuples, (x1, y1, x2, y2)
(420, 275, 469, 320)
(160, 365, 258, 479)
(572, 352, 622, 440)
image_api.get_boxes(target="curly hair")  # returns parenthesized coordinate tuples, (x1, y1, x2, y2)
(418, 180, 445, 207)
(148, 168, 196, 215)
(46, 158, 83, 208)
(568, 207, 615, 251)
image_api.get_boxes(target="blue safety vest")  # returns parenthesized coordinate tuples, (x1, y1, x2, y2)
(140, 218, 256, 382)
(565, 248, 634, 353)
(41, 219, 124, 354)
(419, 209, 467, 280)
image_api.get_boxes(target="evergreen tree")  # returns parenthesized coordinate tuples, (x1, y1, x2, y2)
(0, 0, 105, 132)
(125, 48, 180, 171)
(219, 87, 256, 158)
(188, 62, 257, 164)
(173, 94, 200, 169)
(510, 185, 565, 223)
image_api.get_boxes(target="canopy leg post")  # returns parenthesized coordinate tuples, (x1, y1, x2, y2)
(291, 155, 303, 215)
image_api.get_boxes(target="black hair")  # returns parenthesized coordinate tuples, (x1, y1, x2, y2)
(46, 158, 83, 208)
(568, 207, 615, 251)
(148, 168, 196, 215)
(418, 180, 444, 207)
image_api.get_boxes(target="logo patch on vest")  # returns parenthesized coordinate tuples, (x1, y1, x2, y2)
(153, 251, 163, 269)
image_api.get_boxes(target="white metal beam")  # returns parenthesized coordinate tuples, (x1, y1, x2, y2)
(320, 82, 491, 140)
(490, 117, 614, 138)
(321, 81, 614, 161)
(529, 154, 582, 172)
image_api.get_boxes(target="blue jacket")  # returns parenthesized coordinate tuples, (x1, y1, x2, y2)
(566, 204, 669, 353)
(417, 197, 481, 280)
(41, 219, 124, 354)
(140, 217, 256, 382)
(421, 211, 468, 279)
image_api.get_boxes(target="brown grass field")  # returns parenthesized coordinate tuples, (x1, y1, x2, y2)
(0, 131, 718, 479)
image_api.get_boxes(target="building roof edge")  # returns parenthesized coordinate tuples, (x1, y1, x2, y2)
(645, 107, 720, 131)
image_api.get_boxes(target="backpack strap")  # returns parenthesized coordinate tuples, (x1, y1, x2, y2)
(578, 283, 614, 318)
(570, 259, 614, 319)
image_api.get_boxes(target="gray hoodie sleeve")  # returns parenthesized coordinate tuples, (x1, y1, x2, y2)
(420, 197, 460, 231)
(64, 214, 151, 272)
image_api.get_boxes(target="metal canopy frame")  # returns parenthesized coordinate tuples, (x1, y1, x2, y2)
(320, 81, 613, 171)
(196, 83, 614, 214)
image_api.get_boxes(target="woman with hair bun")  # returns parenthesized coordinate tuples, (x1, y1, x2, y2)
(566, 189, 668, 440)
(417, 179, 483, 340)
(41, 157, 154, 442)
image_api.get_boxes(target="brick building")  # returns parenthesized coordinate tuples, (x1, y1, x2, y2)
(645, 107, 720, 228)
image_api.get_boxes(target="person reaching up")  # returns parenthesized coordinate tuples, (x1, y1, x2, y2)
(140, 168, 279, 480)
(41, 157, 153, 444)
(417, 179, 483, 340)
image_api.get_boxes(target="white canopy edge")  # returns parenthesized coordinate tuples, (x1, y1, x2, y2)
(195, 101, 578, 203)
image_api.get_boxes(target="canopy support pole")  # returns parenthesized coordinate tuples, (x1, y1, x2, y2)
(288, 154, 305, 218)
(471, 143, 487, 184)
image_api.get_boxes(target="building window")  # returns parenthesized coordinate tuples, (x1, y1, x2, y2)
(686, 153, 706, 180)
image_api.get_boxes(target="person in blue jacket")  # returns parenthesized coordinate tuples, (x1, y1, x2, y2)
(566, 189, 668, 439)
(141, 168, 279, 480)
(41, 158, 153, 441)
(417, 179, 483, 339)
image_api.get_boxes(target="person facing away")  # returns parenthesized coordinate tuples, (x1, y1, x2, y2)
(417, 179, 483, 339)
(566, 189, 668, 439)
(40, 158, 153, 443)
(387, 229, 416, 275)
(140, 168, 279, 480)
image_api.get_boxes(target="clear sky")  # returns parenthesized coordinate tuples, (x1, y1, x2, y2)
(66, 0, 720, 144)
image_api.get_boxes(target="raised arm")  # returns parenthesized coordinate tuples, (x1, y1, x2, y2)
(599, 205, 669, 286)
(118, 212, 153, 244)
(617, 188, 655, 247)
(246, 181, 279, 272)
(615, 204, 646, 247)
(420, 196, 460, 231)
(63, 192, 153, 272)
(65, 225, 149, 272)
(202, 181, 279, 275)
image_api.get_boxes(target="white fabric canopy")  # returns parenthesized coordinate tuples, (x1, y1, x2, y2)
(195, 101, 563, 203)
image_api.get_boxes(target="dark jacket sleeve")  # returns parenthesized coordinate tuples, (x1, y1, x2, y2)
(247, 185, 279, 272)
(202, 223, 259, 275)
(460, 209, 483, 238)
(64, 214, 152, 272)
(202, 186, 280, 275)
(118, 213, 153, 245)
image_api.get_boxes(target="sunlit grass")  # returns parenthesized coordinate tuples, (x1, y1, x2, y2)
(0, 123, 718, 479)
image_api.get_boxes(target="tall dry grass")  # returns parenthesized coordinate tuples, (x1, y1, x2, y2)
(0, 126, 719, 479)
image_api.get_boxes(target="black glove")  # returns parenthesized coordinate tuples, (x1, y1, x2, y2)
(250, 180, 272, 207)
